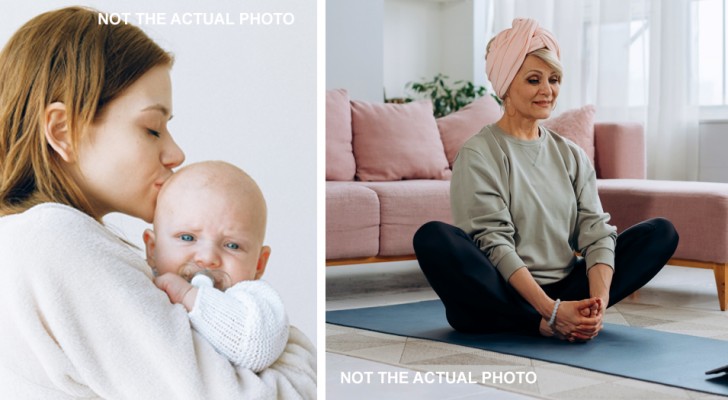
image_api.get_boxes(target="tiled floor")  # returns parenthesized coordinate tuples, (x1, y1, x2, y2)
(326, 261, 728, 399)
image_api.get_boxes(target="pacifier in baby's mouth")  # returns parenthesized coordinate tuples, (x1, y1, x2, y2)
(178, 263, 232, 291)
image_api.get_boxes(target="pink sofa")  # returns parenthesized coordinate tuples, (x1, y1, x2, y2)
(326, 89, 728, 310)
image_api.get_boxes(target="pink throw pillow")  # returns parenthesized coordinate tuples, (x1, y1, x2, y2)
(351, 100, 451, 181)
(436, 95, 503, 167)
(326, 89, 356, 181)
(542, 105, 596, 164)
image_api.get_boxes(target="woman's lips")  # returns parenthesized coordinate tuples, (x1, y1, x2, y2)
(154, 174, 172, 189)
(534, 100, 552, 107)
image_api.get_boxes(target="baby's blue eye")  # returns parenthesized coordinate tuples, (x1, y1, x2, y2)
(180, 234, 194, 242)
(225, 243, 239, 250)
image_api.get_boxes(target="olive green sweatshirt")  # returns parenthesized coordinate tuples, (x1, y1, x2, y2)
(451, 124, 617, 285)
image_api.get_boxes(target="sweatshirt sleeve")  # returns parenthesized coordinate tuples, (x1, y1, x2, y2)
(450, 144, 526, 281)
(189, 280, 290, 372)
(0, 204, 314, 399)
(571, 147, 618, 272)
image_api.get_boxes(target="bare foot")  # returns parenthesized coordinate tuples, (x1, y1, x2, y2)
(540, 318, 577, 342)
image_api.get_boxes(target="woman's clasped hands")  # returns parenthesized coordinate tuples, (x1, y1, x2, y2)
(544, 297, 604, 342)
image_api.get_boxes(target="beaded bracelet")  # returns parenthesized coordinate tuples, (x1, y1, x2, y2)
(548, 299, 561, 327)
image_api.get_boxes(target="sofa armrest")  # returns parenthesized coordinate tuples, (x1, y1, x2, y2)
(594, 123, 646, 179)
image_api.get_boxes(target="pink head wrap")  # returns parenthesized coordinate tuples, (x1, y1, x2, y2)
(485, 18, 560, 99)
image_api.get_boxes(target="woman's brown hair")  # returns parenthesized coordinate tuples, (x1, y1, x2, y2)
(0, 6, 172, 218)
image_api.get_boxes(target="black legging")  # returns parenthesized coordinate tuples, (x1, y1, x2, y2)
(413, 218, 679, 334)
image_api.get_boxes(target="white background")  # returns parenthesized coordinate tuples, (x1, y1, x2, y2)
(0, 0, 317, 341)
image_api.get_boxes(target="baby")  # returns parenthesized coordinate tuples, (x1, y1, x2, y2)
(143, 161, 288, 372)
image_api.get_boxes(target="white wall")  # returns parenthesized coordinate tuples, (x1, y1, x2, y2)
(326, 0, 384, 101)
(0, 0, 317, 341)
(383, 0, 488, 100)
(383, 0, 442, 99)
(440, 0, 486, 87)
(699, 121, 728, 182)
(327, 0, 486, 102)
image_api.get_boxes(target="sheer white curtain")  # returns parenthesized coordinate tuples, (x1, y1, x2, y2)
(487, 0, 699, 180)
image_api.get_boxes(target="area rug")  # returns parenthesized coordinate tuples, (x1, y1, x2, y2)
(326, 300, 728, 396)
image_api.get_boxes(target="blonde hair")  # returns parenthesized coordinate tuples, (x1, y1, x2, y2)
(530, 48, 563, 80)
(0, 6, 173, 218)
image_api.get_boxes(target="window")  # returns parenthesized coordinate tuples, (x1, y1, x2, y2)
(582, 1, 722, 117)
(696, 0, 725, 106)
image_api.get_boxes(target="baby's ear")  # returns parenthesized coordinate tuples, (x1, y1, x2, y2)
(142, 229, 157, 268)
(254, 246, 271, 280)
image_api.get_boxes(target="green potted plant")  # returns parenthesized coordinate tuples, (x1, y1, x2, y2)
(402, 73, 500, 118)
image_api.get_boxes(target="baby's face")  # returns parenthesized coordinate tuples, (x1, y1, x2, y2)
(145, 177, 269, 287)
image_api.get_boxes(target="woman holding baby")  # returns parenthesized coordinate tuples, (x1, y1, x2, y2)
(414, 19, 679, 341)
(0, 6, 314, 398)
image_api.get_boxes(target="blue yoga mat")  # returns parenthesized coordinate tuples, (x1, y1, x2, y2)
(327, 300, 728, 396)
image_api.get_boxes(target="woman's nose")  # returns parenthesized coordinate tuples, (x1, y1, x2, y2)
(162, 134, 185, 169)
(540, 81, 552, 96)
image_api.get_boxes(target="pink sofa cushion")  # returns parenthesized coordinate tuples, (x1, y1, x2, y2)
(436, 95, 503, 168)
(326, 182, 380, 259)
(351, 100, 451, 181)
(542, 105, 596, 164)
(598, 179, 728, 263)
(326, 89, 356, 181)
(361, 180, 452, 256)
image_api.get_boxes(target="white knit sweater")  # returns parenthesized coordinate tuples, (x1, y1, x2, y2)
(0, 203, 316, 399)
(190, 280, 289, 372)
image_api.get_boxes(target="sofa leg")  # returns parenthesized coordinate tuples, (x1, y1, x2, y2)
(714, 263, 728, 311)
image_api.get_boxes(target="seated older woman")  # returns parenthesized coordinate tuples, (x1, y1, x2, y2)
(414, 18, 678, 341)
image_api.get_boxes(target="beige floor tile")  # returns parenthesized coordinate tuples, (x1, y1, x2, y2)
(551, 381, 689, 400)
(685, 315, 728, 329)
(533, 366, 610, 396)
(622, 306, 716, 322)
(399, 340, 468, 364)
(465, 348, 533, 366)
(708, 332, 728, 341)
(686, 391, 728, 400)
(603, 312, 629, 325)
(610, 302, 662, 313)
(326, 323, 353, 335)
(621, 313, 677, 327)
(349, 328, 408, 341)
(327, 332, 405, 353)
(405, 337, 476, 353)
(615, 378, 694, 398)
(346, 342, 408, 364)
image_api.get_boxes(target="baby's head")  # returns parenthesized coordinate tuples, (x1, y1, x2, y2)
(143, 161, 270, 289)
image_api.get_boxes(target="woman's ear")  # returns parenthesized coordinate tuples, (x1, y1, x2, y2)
(44, 102, 74, 162)
(254, 246, 272, 280)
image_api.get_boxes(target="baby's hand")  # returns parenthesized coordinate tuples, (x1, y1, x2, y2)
(154, 272, 198, 312)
